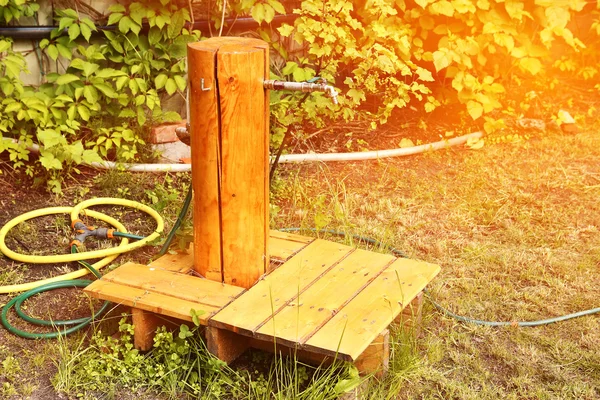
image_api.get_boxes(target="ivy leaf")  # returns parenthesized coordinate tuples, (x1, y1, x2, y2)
(77, 104, 91, 121)
(252, 3, 266, 23)
(137, 106, 147, 126)
(148, 26, 162, 45)
(94, 83, 117, 98)
(68, 24, 81, 41)
(118, 16, 134, 33)
(165, 78, 178, 95)
(519, 57, 542, 75)
(264, 4, 276, 23)
(415, 0, 433, 8)
(108, 4, 126, 13)
(277, 24, 294, 37)
(57, 43, 73, 59)
(431, 0, 454, 16)
(82, 149, 103, 164)
(95, 68, 127, 78)
(168, 10, 186, 39)
(83, 85, 99, 104)
(399, 138, 415, 148)
(267, 0, 286, 14)
(416, 66, 434, 82)
(39, 151, 63, 170)
(466, 137, 485, 149)
(80, 23, 92, 42)
(174, 75, 187, 91)
(432, 49, 451, 71)
(282, 61, 298, 76)
(116, 76, 128, 91)
(467, 100, 483, 120)
(56, 74, 81, 85)
(155, 74, 168, 90)
(346, 88, 365, 103)
(39, 129, 68, 148)
(47, 44, 59, 60)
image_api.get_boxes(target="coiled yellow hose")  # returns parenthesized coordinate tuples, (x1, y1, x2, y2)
(0, 198, 164, 293)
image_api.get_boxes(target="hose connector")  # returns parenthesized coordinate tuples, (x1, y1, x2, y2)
(71, 221, 114, 246)
(263, 79, 339, 105)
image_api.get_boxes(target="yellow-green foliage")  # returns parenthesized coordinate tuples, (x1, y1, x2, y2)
(0, 0, 197, 192)
(264, 0, 596, 132)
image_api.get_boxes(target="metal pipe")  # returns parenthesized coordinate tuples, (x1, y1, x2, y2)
(0, 14, 298, 40)
(264, 80, 339, 104)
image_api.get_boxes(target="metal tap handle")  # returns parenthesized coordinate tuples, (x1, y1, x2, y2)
(263, 79, 338, 105)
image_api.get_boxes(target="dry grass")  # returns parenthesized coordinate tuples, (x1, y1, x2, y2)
(271, 130, 600, 399)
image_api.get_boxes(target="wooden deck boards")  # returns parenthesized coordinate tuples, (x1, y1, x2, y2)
(84, 231, 440, 363)
(210, 243, 440, 360)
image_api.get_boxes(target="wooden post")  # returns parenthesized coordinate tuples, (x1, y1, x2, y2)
(187, 38, 270, 289)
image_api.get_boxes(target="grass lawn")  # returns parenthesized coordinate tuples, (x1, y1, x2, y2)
(0, 129, 599, 399)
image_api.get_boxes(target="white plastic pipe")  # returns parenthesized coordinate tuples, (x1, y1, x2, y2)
(278, 131, 482, 163)
(3, 131, 482, 171)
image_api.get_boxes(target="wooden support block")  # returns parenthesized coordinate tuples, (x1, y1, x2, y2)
(394, 291, 424, 336)
(353, 329, 389, 378)
(205, 326, 250, 364)
(132, 308, 163, 351)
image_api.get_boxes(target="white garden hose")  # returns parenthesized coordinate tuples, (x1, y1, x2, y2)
(2, 132, 482, 172)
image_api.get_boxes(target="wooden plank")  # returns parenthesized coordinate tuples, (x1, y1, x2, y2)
(255, 250, 395, 347)
(188, 40, 223, 282)
(209, 239, 354, 334)
(354, 329, 389, 378)
(269, 230, 314, 244)
(84, 280, 220, 324)
(269, 236, 314, 262)
(303, 258, 440, 361)
(146, 231, 311, 275)
(217, 41, 269, 289)
(148, 245, 194, 273)
(101, 262, 244, 308)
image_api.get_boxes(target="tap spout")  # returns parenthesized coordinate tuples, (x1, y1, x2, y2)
(263, 80, 338, 105)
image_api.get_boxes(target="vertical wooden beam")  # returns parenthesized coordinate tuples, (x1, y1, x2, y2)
(188, 37, 270, 364)
(205, 326, 250, 364)
(132, 308, 162, 351)
(354, 329, 389, 378)
(394, 291, 424, 336)
(188, 40, 223, 283)
(188, 38, 270, 289)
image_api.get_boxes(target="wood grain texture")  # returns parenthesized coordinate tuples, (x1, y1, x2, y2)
(188, 41, 222, 282)
(209, 239, 354, 334)
(188, 38, 270, 288)
(354, 329, 389, 378)
(268, 236, 314, 262)
(132, 308, 163, 351)
(269, 230, 314, 244)
(206, 326, 250, 364)
(303, 258, 440, 360)
(100, 262, 244, 307)
(217, 42, 269, 289)
(255, 250, 396, 347)
(148, 244, 194, 273)
(84, 280, 221, 324)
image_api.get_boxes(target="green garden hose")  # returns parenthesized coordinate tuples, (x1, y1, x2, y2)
(0, 199, 164, 338)
(279, 228, 600, 327)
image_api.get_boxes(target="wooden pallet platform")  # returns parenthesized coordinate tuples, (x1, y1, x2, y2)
(209, 239, 439, 361)
(84, 230, 439, 372)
